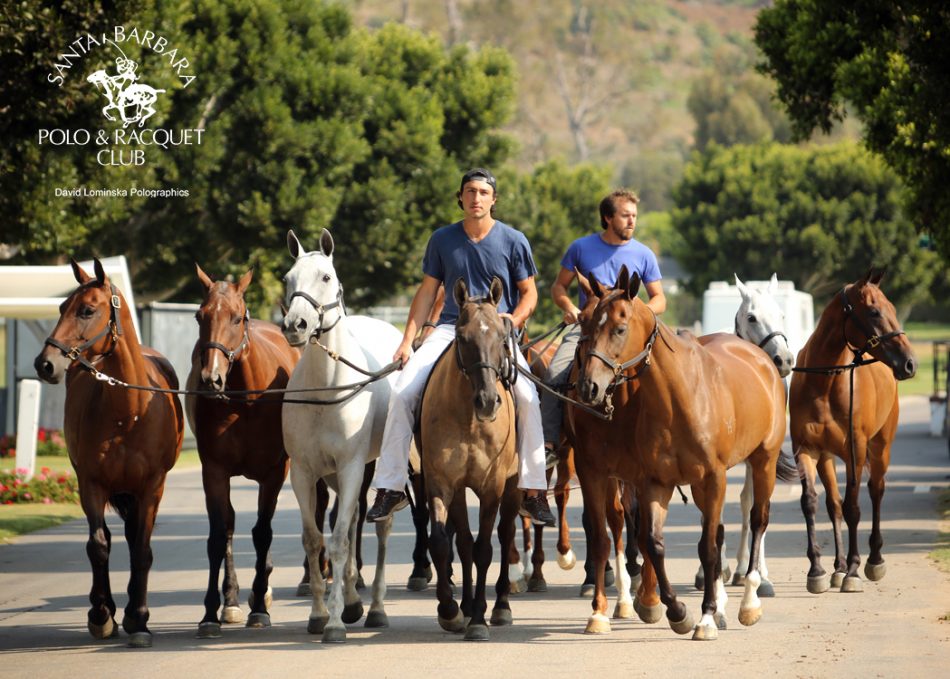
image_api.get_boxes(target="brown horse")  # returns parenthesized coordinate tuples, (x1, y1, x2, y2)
(186, 266, 299, 637)
(573, 266, 789, 640)
(789, 269, 916, 594)
(33, 259, 183, 648)
(420, 277, 520, 641)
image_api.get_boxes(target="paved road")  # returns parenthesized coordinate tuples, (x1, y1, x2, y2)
(1, 396, 947, 678)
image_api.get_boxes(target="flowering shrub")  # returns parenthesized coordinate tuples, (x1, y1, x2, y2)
(0, 467, 80, 504)
(0, 428, 68, 458)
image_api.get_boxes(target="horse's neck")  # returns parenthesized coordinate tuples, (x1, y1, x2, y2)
(301, 318, 357, 382)
(96, 308, 152, 412)
(805, 300, 852, 366)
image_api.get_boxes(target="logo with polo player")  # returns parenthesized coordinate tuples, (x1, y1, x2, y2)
(86, 40, 164, 128)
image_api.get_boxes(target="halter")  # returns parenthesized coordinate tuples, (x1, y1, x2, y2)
(580, 311, 660, 389)
(44, 284, 124, 371)
(839, 286, 904, 357)
(734, 314, 789, 352)
(455, 315, 518, 390)
(200, 308, 251, 368)
(289, 285, 345, 340)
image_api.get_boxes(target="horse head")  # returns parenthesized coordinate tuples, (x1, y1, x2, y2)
(193, 264, 252, 392)
(841, 268, 916, 380)
(575, 265, 655, 406)
(281, 228, 344, 346)
(34, 258, 123, 384)
(735, 273, 795, 377)
(453, 276, 511, 422)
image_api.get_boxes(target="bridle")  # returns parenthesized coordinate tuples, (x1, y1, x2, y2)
(200, 308, 251, 369)
(289, 285, 345, 340)
(580, 304, 660, 390)
(455, 309, 518, 390)
(735, 313, 789, 352)
(44, 284, 123, 371)
(839, 286, 904, 356)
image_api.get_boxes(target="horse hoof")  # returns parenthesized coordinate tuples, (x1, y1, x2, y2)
(438, 610, 465, 633)
(88, 617, 118, 640)
(246, 612, 271, 628)
(342, 601, 364, 624)
(365, 610, 389, 628)
(295, 582, 312, 597)
(584, 613, 611, 634)
(557, 549, 577, 570)
(221, 606, 244, 624)
(694, 573, 704, 590)
(613, 601, 634, 619)
(731, 572, 746, 587)
(127, 631, 153, 648)
(425, 564, 434, 582)
(830, 571, 846, 588)
(579, 583, 594, 598)
(527, 577, 547, 593)
(722, 564, 732, 582)
(691, 621, 718, 641)
(490, 608, 512, 626)
(307, 615, 329, 634)
(356, 574, 366, 590)
(757, 579, 775, 598)
(464, 623, 489, 641)
(840, 575, 864, 593)
(806, 573, 830, 594)
(604, 569, 615, 589)
(634, 597, 663, 624)
(509, 577, 527, 594)
(669, 610, 695, 635)
(196, 622, 221, 639)
(739, 606, 762, 627)
(407, 576, 429, 592)
(714, 611, 728, 630)
(630, 572, 642, 593)
(865, 561, 886, 581)
(322, 626, 346, 643)
(247, 586, 273, 611)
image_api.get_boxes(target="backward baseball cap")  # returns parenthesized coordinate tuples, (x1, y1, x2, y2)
(459, 167, 497, 194)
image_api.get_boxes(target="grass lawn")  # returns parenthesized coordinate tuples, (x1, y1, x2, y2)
(899, 323, 950, 397)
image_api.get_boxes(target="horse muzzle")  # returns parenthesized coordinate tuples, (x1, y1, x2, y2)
(473, 390, 502, 422)
(34, 349, 67, 384)
(577, 378, 605, 406)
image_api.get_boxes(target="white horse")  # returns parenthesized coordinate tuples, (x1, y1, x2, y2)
(281, 228, 402, 643)
(694, 273, 796, 608)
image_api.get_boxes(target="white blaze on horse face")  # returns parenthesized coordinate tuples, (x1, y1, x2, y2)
(598, 311, 608, 327)
(479, 320, 489, 334)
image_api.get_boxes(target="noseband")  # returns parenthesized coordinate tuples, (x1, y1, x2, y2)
(455, 315, 518, 390)
(581, 311, 660, 389)
(201, 308, 251, 367)
(840, 286, 904, 356)
(44, 284, 124, 370)
(290, 286, 345, 340)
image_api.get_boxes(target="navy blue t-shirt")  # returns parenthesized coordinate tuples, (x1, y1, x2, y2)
(423, 220, 538, 325)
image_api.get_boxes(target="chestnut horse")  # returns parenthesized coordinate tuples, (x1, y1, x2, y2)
(33, 259, 183, 648)
(573, 266, 789, 640)
(789, 269, 916, 594)
(186, 266, 299, 637)
(420, 278, 521, 641)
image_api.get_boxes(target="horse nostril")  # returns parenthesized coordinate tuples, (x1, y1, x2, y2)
(905, 358, 917, 377)
(294, 317, 307, 332)
(773, 355, 783, 368)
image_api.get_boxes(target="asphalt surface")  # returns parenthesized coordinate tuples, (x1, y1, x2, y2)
(0, 395, 947, 678)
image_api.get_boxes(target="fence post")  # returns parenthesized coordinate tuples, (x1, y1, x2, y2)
(15, 379, 41, 479)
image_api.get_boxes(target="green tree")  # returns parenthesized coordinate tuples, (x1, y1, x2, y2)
(755, 0, 950, 262)
(671, 142, 938, 314)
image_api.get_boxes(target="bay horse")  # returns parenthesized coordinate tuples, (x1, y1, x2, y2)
(789, 269, 916, 594)
(186, 265, 299, 638)
(281, 228, 402, 643)
(33, 259, 183, 648)
(420, 277, 521, 641)
(573, 266, 789, 640)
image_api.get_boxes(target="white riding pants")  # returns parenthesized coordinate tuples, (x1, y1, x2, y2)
(372, 323, 547, 491)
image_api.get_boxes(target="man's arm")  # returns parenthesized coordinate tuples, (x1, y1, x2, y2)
(550, 267, 581, 323)
(644, 280, 667, 314)
(394, 274, 442, 365)
(503, 276, 537, 329)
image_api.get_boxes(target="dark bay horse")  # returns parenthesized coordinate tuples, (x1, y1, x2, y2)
(186, 265, 299, 637)
(789, 269, 916, 594)
(33, 259, 183, 648)
(420, 278, 521, 641)
(573, 266, 789, 640)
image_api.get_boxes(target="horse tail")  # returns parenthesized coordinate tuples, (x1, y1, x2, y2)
(109, 493, 136, 521)
(775, 447, 800, 483)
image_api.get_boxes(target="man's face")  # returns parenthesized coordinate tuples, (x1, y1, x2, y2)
(605, 200, 637, 241)
(460, 179, 496, 219)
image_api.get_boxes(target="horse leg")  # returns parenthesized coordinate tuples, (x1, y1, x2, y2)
(465, 494, 501, 641)
(634, 503, 663, 625)
(555, 453, 576, 570)
(621, 484, 642, 589)
(322, 463, 365, 643)
(429, 494, 463, 632)
(739, 451, 776, 628)
(197, 469, 234, 637)
(291, 467, 329, 635)
(527, 519, 547, 592)
(449, 495, 475, 623)
(641, 484, 693, 636)
(798, 449, 829, 593)
(246, 470, 283, 628)
(691, 476, 727, 641)
(407, 473, 433, 591)
(366, 500, 394, 628)
(816, 454, 848, 588)
(865, 435, 892, 582)
(81, 486, 118, 640)
(839, 444, 866, 593)
(507, 518, 527, 594)
(607, 482, 634, 620)
(577, 474, 612, 634)
(354, 461, 375, 590)
(580, 506, 615, 597)
(298, 478, 329, 596)
(492, 480, 520, 626)
(122, 490, 161, 648)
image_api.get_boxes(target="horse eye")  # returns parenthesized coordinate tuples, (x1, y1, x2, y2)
(868, 307, 882, 318)
(232, 316, 242, 325)
(747, 314, 757, 324)
(322, 274, 331, 283)
(78, 305, 94, 319)
(613, 326, 626, 336)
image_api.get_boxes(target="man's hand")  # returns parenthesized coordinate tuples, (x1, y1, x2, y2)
(562, 306, 581, 324)
(498, 312, 522, 329)
(393, 339, 413, 368)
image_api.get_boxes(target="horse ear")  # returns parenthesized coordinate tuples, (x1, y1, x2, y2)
(627, 272, 642, 300)
(70, 258, 92, 285)
(616, 265, 630, 293)
(453, 277, 468, 308)
(287, 229, 303, 259)
(319, 229, 334, 258)
(734, 274, 750, 298)
(237, 269, 253, 294)
(869, 266, 886, 285)
(588, 271, 606, 299)
(195, 263, 213, 291)
(489, 277, 504, 307)
(575, 267, 594, 300)
(768, 273, 778, 295)
(93, 258, 106, 286)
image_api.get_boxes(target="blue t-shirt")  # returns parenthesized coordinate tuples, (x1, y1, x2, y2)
(423, 220, 538, 325)
(561, 233, 662, 309)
